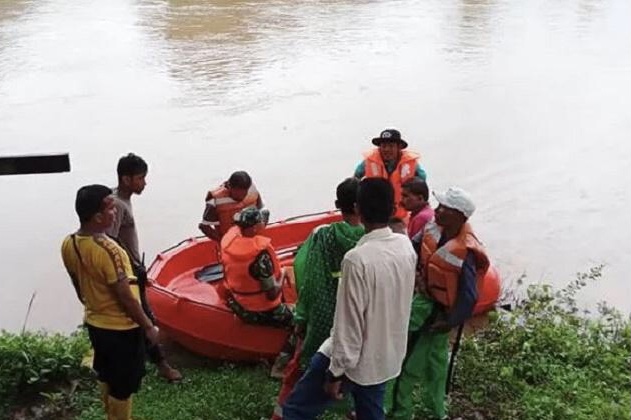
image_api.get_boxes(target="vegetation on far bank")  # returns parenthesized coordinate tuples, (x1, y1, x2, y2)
(1, 268, 629, 420)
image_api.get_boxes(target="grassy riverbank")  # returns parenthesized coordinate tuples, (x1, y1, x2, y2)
(2, 269, 629, 419)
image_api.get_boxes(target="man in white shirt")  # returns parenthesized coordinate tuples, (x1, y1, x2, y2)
(282, 178, 417, 420)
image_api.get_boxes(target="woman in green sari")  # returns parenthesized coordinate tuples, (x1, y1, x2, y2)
(271, 178, 364, 420)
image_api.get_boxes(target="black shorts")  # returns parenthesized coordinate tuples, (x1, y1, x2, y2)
(87, 324, 146, 400)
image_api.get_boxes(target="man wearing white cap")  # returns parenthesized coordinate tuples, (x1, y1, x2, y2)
(385, 187, 490, 420)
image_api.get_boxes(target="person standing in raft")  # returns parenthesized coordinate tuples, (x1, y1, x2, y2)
(353, 129, 426, 221)
(62, 185, 159, 420)
(221, 207, 293, 327)
(384, 187, 490, 420)
(199, 171, 264, 242)
(281, 178, 417, 420)
(271, 178, 365, 420)
(105, 153, 182, 383)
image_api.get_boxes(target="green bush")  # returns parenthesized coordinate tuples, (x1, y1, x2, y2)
(0, 329, 91, 413)
(451, 267, 631, 420)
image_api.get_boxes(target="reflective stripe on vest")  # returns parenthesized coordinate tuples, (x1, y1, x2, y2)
(212, 186, 259, 235)
(420, 222, 490, 310)
(435, 247, 464, 268)
(425, 221, 441, 242)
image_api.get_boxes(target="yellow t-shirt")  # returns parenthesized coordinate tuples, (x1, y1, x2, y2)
(61, 233, 140, 330)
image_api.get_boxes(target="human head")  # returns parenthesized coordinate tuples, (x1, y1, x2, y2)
(234, 207, 265, 236)
(401, 177, 429, 212)
(335, 177, 360, 215)
(117, 153, 148, 195)
(226, 171, 252, 202)
(371, 129, 407, 162)
(433, 187, 475, 230)
(356, 178, 394, 225)
(388, 217, 407, 235)
(75, 184, 116, 229)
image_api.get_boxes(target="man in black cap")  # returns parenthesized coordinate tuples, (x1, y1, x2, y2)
(354, 128, 426, 220)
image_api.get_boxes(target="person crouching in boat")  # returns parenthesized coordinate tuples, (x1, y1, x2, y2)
(199, 171, 264, 242)
(384, 187, 490, 420)
(221, 207, 293, 328)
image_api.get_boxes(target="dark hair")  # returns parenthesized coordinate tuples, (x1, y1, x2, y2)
(335, 178, 360, 215)
(117, 153, 148, 179)
(402, 177, 429, 201)
(75, 184, 112, 223)
(357, 178, 394, 224)
(227, 171, 252, 190)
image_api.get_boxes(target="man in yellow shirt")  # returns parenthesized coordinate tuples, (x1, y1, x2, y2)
(61, 184, 159, 420)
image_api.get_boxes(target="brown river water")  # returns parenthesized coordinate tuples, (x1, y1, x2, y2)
(1, 0, 630, 332)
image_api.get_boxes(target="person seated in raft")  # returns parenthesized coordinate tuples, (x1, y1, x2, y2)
(353, 128, 427, 220)
(199, 171, 265, 242)
(221, 207, 293, 328)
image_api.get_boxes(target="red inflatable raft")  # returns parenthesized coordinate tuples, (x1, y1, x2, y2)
(146, 212, 501, 362)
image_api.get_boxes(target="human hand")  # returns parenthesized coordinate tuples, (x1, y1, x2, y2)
(323, 378, 344, 400)
(145, 325, 160, 345)
(427, 319, 451, 333)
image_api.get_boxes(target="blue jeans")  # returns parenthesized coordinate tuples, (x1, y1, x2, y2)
(282, 352, 386, 420)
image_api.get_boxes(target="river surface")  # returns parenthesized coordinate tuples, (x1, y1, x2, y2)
(1, 0, 630, 332)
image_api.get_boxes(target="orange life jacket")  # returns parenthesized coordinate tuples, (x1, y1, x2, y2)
(363, 149, 420, 220)
(420, 221, 490, 312)
(221, 226, 282, 312)
(211, 186, 259, 236)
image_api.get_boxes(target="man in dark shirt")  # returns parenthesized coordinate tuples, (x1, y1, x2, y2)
(106, 153, 182, 383)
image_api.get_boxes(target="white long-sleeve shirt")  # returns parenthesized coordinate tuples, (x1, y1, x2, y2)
(319, 227, 417, 386)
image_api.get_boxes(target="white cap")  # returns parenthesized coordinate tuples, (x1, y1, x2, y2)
(433, 187, 475, 218)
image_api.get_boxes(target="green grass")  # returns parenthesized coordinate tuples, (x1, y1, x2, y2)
(74, 362, 343, 420)
(3, 267, 630, 420)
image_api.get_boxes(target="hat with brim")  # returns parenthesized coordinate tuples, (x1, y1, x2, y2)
(433, 187, 475, 218)
(372, 128, 408, 149)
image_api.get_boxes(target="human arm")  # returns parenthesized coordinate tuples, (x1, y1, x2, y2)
(353, 161, 365, 179)
(415, 162, 427, 181)
(249, 250, 283, 301)
(327, 256, 367, 379)
(112, 280, 159, 344)
(428, 251, 478, 332)
(198, 193, 222, 241)
(101, 244, 159, 344)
